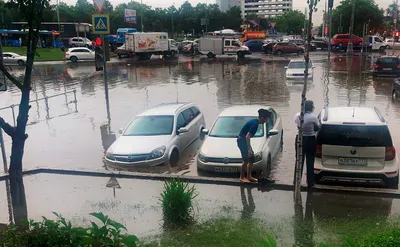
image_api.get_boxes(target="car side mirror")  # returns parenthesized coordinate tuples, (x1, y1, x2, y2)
(119, 128, 123, 134)
(202, 129, 209, 135)
(284, 66, 288, 69)
(268, 129, 279, 136)
(178, 127, 189, 134)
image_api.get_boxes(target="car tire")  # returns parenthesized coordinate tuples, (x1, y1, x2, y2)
(387, 174, 399, 189)
(207, 52, 215, 59)
(17, 60, 25, 66)
(393, 89, 398, 100)
(169, 149, 179, 167)
(199, 128, 205, 141)
(379, 46, 385, 52)
(70, 56, 78, 63)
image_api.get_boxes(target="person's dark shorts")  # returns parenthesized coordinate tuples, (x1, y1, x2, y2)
(237, 137, 255, 163)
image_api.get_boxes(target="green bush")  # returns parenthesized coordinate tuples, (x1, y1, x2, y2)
(2, 212, 139, 247)
(160, 179, 198, 227)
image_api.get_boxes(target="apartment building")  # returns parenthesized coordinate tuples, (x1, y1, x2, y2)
(240, 0, 293, 19)
(217, 0, 241, 12)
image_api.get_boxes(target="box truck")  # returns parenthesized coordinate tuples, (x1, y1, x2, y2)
(125, 32, 178, 59)
(198, 37, 250, 58)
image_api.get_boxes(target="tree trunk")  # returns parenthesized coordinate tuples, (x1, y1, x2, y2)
(294, 9, 314, 201)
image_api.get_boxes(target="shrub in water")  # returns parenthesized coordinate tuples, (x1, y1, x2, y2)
(2, 212, 139, 247)
(160, 179, 198, 227)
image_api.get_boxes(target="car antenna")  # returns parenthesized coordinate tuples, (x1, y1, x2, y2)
(352, 108, 355, 117)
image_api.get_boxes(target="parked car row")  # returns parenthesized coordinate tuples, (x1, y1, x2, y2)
(103, 102, 399, 188)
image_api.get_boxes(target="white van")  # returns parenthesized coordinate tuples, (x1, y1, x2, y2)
(363, 35, 387, 52)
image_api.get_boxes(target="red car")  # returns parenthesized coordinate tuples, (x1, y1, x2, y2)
(331, 34, 363, 46)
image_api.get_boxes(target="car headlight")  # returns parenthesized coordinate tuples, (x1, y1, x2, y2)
(198, 153, 208, 162)
(105, 150, 115, 160)
(149, 146, 166, 159)
(254, 152, 263, 162)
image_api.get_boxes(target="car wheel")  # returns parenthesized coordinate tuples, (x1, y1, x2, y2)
(393, 89, 398, 100)
(207, 52, 215, 58)
(169, 149, 179, 167)
(70, 56, 78, 63)
(276, 50, 282, 55)
(17, 60, 25, 66)
(199, 128, 205, 141)
(379, 46, 385, 52)
(387, 174, 399, 189)
(237, 51, 245, 58)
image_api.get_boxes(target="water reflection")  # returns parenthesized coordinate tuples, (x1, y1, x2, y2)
(240, 186, 255, 219)
(293, 192, 315, 247)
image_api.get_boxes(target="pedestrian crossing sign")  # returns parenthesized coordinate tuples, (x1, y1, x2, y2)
(92, 14, 110, 34)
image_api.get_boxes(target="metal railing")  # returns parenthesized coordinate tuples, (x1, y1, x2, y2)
(0, 90, 77, 126)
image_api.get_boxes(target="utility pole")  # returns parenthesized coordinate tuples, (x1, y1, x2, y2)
(56, 0, 61, 32)
(141, 0, 144, 32)
(303, 8, 307, 38)
(346, 0, 355, 55)
(323, 0, 327, 37)
(328, 0, 333, 58)
(393, 0, 398, 55)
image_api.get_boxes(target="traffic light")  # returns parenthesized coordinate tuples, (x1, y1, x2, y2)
(95, 45, 104, 71)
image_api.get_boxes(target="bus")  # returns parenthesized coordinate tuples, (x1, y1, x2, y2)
(0, 29, 55, 47)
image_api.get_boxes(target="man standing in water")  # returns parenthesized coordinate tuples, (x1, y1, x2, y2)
(294, 100, 320, 188)
(237, 109, 271, 183)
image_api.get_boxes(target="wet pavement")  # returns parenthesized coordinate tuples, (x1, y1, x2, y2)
(0, 51, 398, 186)
(0, 173, 400, 245)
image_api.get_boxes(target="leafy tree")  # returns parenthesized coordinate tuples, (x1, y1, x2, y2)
(0, 0, 49, 226)
(272, 10, 306, 35)
(331, 0, 384, 36)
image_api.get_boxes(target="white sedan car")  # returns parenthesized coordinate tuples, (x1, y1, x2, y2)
(65, 47, 95, 63)
(197, 105, 283, 175)
(2, 52, 27, 66)
(384, 39, 400, 49)
(104, 103, 206, 168)
(285, 59, 314, 79)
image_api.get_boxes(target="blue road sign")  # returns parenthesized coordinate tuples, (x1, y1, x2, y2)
(92, 14, 110, 34)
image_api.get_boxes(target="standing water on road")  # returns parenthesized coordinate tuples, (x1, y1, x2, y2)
(0, 54, 399, 184)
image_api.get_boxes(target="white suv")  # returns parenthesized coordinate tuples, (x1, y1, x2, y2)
(315, 107, 398, 188)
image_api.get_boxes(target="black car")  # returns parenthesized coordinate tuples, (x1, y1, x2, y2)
(372, 56, 400, 77)
(311, 40, 329, 50)
(393, 77, 400, 100)
(262, 42, 277, 54)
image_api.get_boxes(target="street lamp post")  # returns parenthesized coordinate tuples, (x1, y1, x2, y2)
(346, 0, 355, 55)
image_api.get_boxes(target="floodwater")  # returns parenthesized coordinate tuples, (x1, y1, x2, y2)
(0, 52, 399, 186)
(1, 173, 400, 245)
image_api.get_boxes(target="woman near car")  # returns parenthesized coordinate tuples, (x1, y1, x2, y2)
(294, 100, 320, 188)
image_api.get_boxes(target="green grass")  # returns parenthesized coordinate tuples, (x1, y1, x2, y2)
(146, 218, 269, 247)
(3, 47, 65, 61)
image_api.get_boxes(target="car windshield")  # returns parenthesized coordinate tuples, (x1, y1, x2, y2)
(209, 116, 264, 138)
(317, 125, 393, 147)
(123, 115, 174, 136)
(288, 61, 312, 69)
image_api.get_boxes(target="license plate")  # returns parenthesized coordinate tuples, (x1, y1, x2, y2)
(338, 157, 368, 166)
(383, 68, 392, 71)
(214, 167, 238, 172)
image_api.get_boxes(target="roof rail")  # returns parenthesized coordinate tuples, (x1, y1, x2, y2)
(322, 106, 328, 121)
(374, 107, 385, 123)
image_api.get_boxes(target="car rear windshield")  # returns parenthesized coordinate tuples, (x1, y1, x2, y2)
(317, 124, 393, 147)
(288, 61, 312, 69)
(124, 115, 174, 136)
(376, 58, 398, 64)
(209, 116, 264, 138)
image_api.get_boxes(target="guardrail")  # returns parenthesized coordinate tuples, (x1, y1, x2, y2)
(0, 90, 77, 126)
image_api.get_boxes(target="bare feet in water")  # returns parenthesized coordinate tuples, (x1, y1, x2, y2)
(240, 177, 250, 183)
(247, 176, 258, 183)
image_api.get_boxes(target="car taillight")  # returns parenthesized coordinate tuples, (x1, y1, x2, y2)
(65, 52, 69, 56)
(315, 144, 322, 158)
(385, 146, 396, 161)
(397, 64, 400, 69)
(373, 63, 378, 70)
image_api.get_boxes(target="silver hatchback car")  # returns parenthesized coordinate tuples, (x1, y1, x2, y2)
(104, 103, 206, 168)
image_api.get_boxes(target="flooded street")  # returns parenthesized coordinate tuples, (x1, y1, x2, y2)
(0, 53, 399, 185)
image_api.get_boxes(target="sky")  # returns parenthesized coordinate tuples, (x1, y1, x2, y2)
(60, 0, 395, 26)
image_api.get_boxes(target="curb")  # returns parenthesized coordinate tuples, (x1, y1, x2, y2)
(1, 168, 400, 198)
